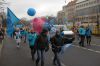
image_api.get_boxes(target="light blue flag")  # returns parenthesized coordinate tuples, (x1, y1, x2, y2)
(7, 8, 20, 37)
(7, 8, 20, 24)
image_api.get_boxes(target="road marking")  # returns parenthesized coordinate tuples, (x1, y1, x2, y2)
(73, 40, 100, 47)
(61, 62, 66, 66)
(72, 45, 100, 54)
(95, 51, 100, 53)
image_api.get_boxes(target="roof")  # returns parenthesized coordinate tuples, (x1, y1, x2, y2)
(66, 0, 76, 7)
(76, 0, 87, 3)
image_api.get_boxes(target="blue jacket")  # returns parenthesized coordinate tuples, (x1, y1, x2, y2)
(79, 28, 86, 35)
(27, 32, 37, 46)
(85, 29, 92, 36)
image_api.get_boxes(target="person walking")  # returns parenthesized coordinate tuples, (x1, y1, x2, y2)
(76, 28, 80, 40)
(13, 29, 16, 38)
(36, 29, 49, 66)
(20, 28, 26, 43)
(50, 30, 64, 66)
(15, 29, 21, 48)
(79, 26, 86, 47)
(23, 29, 28, 43)
(27, 30, 38, 61)
(85, 26, 92, 46)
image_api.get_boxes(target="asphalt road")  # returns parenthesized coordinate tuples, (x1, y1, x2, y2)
(0, 36, 100, 66)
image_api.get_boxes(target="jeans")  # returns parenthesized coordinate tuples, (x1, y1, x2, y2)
(36, 49, 44, 66)
(79, 35, 85, 47)
(86, 36, 91, 45)
(52, 49, 61, 66)
(30, 46, 36, 60)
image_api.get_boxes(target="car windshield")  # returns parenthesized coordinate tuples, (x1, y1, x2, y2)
(54, 25, 69, 31)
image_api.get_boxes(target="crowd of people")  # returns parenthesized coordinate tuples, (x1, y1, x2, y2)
(8, 27, 68, 66)
(0, 24, 92, 66)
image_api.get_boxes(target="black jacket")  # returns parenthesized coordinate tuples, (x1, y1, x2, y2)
(50, 34, 64, 48)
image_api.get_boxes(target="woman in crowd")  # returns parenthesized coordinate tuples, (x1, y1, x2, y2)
(36, 29, 49, 66)
(85, 26, 92, 46)
(78, 26, 86, 47)
(27, 30, 38, 61)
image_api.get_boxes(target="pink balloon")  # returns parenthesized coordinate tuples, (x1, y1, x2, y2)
(41, 17, 46, 22)
(32, 17, 45, 34)
(33, 18, 38, 22)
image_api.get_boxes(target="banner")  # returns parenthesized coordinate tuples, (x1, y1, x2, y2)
(7, 8, 20, 37)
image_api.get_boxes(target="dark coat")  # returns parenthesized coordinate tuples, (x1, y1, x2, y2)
(50, 34, 64, 52)
(36, 33, 49, 50)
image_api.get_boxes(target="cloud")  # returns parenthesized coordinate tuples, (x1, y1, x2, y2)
(7, 0, 71, 19)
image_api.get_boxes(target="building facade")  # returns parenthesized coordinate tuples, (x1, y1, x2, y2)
(0, 0, 7, 27)
(57, 11, 65, 24)
(75, 0, 100, 34)
(75, 0, 100, 25)
(57, 0, 100, 34)
(63, 0, 77, 22)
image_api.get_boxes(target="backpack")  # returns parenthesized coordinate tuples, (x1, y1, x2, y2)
(85, 29, 92, 36)
(37, 34, 49, 49)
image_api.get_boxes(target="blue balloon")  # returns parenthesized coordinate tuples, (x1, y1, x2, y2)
(27, 8, 36, 16)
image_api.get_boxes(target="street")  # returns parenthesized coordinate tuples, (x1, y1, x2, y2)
(0, 36, 100, 66)
(0, 0, 100, 66)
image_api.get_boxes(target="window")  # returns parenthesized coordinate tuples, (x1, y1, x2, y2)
(86, 3, 88, 6)
(84, 4, 86, 7)
(89, 2, 91, 5)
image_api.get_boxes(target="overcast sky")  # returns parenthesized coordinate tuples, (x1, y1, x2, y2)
(6, 0, 72, 19)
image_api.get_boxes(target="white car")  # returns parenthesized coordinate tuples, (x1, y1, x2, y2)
(54, 25, 75, 43)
